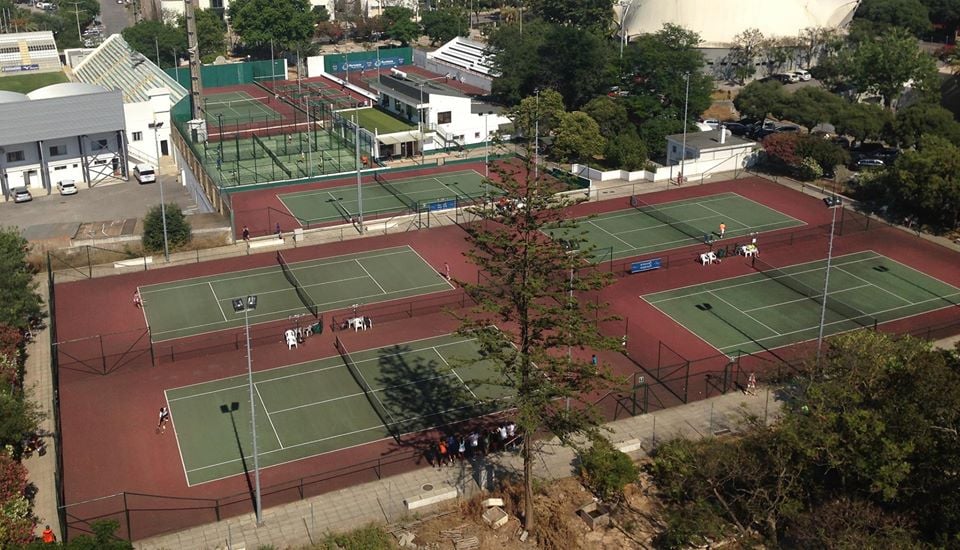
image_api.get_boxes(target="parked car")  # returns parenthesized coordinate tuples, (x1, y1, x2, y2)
(856, 158, 885, 169)
(792, 69, 812, 81)
(776, 73, 800, 84)
(699, 118, 720, 129)
(12, 187, 32, 203)
(722, 122, 749, 136)
(133, 164, 156, 183)
(57, 180, 78, 195)
(776, 124, 801, 133)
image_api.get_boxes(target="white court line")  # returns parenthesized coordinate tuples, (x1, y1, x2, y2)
(140, 246, 415, 294)
(255, 383, 284, 449)
(741, 283, 874, 314)
(432, 346, 480, 402)
(269, 372, 453, 416)
(707, 290, 781, 336)
(834, 265, 912, 305)
(163, 389, 191, 492)
(355, 259, 387, 294)
(646, 252, 882, 304)
(698, 202, 750, 232)
(586, 219, 634, 248)
(208, 282, 228, 322)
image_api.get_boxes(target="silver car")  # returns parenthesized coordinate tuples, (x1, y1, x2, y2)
(12, 187, 32, 203)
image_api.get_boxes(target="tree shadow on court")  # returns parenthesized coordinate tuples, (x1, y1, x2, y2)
(695, 302, 794, 366)
(220, 402, 258, 516)
(375, 343, 501, 466)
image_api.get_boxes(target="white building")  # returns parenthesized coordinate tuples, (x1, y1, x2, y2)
(665, 129, 759, 182)
(0, 31, 62, 75)
(368, 71, 510, 158)
(0, 84, 126, 198)
(72, 35, 189, 167)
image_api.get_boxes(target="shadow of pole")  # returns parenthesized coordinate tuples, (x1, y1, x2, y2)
(220, 402, 257, 515)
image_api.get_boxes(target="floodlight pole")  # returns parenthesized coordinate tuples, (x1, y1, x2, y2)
(534, 89, 540, 181)
(354, 115, 363, 229)
(816, 197, 842, 367)
(484, 112, 489, 197)
(618, 0, 631, 61)
(68, 2, 82, 45)
(148, 120, 169, 262)
(679, 72, 690, 185)
(234, 295, 262, 526)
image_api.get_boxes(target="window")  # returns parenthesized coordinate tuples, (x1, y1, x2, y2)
(54, 165, 66, 171)
(6, 151, 24, 162)
(132, 132, 143, 142)
(94, 139, 108, 150)
(474, 132, 480, 139)
(49, 145, 66, 156)
(438, 111, 452, 124)
(94, 159, 107, 165)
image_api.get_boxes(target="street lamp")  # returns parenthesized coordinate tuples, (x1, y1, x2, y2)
(816, 196, 843, 367)
(148, 120, 169, 261)
(232, 295, 262, 526)
(679, 72, 690, 185)
(617, 0, 632, 60)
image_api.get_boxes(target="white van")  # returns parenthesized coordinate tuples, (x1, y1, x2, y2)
(134, 164, 156, 184)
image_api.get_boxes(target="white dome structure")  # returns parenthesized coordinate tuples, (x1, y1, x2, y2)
(618, 0, 861, 47)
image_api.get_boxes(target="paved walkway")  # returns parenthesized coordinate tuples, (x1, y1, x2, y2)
(134, 388, 781, 549)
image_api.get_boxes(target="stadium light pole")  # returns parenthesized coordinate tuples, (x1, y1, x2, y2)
(233, 295, 262, 526)
(148, 120, 169, 261)
(679, 72, 690, 185)
(534, 88, 540, 181)
(617, 0, 632, 60)
(816, 196, 843, 367)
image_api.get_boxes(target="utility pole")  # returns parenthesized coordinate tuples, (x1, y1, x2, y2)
(68, 2, 83, 44)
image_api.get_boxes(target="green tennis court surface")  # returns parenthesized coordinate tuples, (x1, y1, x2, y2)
(204, 91, 280, 125)
(166, 332, 514, 485)
(556, 193, 804, 260)
(278, 169, 496, 225)
(141, 246, 451, 342)
(644, 251, 960, 356)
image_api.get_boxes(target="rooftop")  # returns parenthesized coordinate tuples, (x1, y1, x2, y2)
(72, 34, 187, 104)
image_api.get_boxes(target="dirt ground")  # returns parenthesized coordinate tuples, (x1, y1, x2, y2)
(396, 471, 663, 550)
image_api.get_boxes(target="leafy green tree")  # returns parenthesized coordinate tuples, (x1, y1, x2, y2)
(383, 11, 420, 46)
(889, 101, 960, 148)
(0, 452, 33, 547)
(420, 8, 466, 46)
(882, 135, 960, 230)
(311, 5, 330, 23)
(795, 135, 849, 174)
(637, 117, 684, 162)
(848, 28, 939, 108)
(121, 21, 187, 68)
(796, 26, 840, 69)
(582, 96, 630, 137)
(781, 87, 844, 129)
(728, 28, 765, 83)
(733, 80, 786, 122)
(0, 229, 42, 331)
(530, 0, 614, 33)
(193, 9, 227, 63)
(552, 111, 604, 163)
(489, 20, 549, 105)
(460, 154, 619, 531)
(0, 390, 43, 452)
(228, 0, 314, 53)
(833, 101, 891, 144)
(604, 129, 647, 171)
(142, 204, 191, 254)
(538, 24, 610, 109)
(855, 0, 930, 36)
(509, 88, 566, 140)
(579, 436, 638, 501)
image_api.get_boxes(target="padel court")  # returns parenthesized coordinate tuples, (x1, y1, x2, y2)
(140, 246, 452, 342)
(165, 332, 514, 485)
(644, 251, 960, 355)
(277, 169, 494, 226)
(560, 192, 805, 260)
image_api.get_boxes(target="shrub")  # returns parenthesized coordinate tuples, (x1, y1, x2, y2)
(141, 203, 191, 254)
(578, 436, 638, 501)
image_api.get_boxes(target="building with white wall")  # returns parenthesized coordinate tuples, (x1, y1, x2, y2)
(368, 71, 509, 157)
(665, 129, 758, 183)
(72, 34, 188, 167)
(0, 84, 126, 199)
(0, 31, 62, 76)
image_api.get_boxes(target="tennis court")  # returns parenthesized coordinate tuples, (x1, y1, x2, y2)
(278, 169, 495, 225)
(556, 193, 804, 260)
(644, 250, 960, 356)
(204, 91, 280, 126)
(166, 332, 514, 485)
(140, 246, 452, 342)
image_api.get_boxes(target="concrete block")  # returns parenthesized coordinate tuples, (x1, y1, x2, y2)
(114, 257, 151, 268)
(481, 498, 504, 508)
(616, 438, 643, 453)
(404, 487, 458, 510)
(482, 506, 509, 529)
(577, 501, 610, 530)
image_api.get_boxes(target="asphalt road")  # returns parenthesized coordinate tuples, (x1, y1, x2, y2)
(0, 173, 201, 240)
(99, 0, 132, 37)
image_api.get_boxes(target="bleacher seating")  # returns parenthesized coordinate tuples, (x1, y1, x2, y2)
(426, 37, 496, 76)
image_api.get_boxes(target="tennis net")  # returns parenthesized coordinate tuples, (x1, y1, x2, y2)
(204, 96, 272, 110)
(276, 251, 319, 318)
(752, 258, 877, 328)
(631, 196, 706, 242)
(375, 172, 418, 212)
(334, 336, 400, 441)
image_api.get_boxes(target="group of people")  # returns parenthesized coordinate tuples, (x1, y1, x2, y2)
(434, 421, 519, 467)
